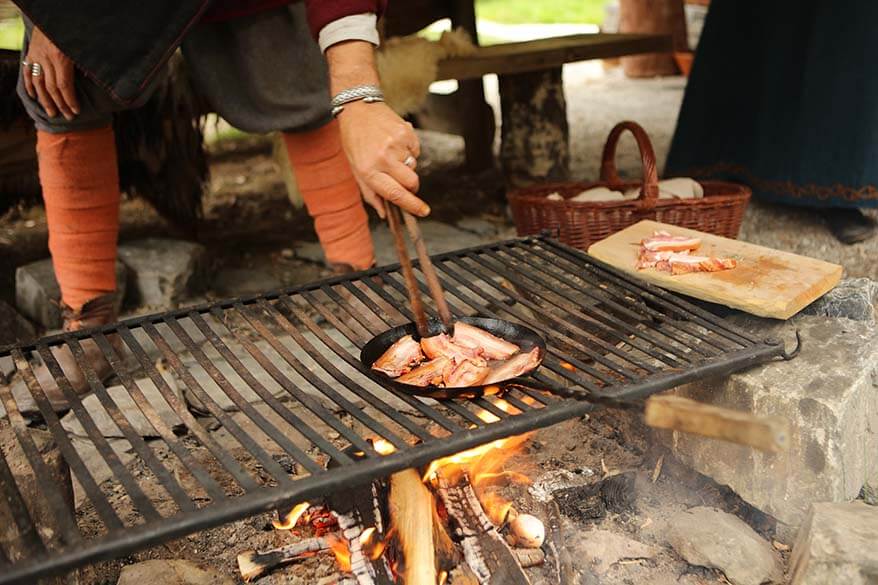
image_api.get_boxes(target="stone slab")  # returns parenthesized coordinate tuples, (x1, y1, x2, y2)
(0, 300, 36, 348)
(116, 559, 234, 585)
(117, 238, 207, 308)
(655, 313, 878, 533)
(60, 369, 183, 439)
(295, 220, 490, 267)
(664, 506, 782, 585)
(790, 502, 878, 584)
(15, 258, 127, 329)
(801, 277, 877, 322)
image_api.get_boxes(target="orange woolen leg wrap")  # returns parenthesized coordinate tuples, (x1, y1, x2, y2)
(37, 126, 121, 312)
(283, 120, 375, 270)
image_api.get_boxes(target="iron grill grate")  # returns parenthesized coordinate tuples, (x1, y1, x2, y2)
(0, 237, 786, 584)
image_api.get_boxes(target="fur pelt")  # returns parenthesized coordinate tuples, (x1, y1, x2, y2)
(376, 28, 476, 116)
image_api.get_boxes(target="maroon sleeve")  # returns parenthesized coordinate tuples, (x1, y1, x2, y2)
(305, 0, 387, 39)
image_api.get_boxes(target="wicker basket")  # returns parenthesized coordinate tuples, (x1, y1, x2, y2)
(508, 121, 751, 250)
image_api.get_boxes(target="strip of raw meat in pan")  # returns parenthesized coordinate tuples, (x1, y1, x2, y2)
(395, 356, 453, 387)
(372, 334, 425, 377)
(452, 322, 520, 360)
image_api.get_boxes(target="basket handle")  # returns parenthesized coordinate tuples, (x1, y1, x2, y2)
(599, 121, 660, 208)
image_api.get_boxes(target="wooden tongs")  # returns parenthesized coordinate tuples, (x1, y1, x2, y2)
(384, 201, 454, 337)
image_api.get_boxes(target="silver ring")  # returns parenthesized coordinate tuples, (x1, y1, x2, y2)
(21, 59, 28, 68)
(30, 62, 42, 77)
(403, 155, 416, 169)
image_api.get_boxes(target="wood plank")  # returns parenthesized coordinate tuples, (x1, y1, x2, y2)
(587, 220, 843, 320)
(436, 33, 673, 80)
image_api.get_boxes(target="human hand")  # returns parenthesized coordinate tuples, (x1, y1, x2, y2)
(337, 100, 428, 219)
(23, 26, 79, 120)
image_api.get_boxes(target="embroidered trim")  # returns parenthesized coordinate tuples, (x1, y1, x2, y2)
(684, 163, 878, 202)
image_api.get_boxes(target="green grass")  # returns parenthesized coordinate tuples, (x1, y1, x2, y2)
(0, 17, 23, 50)
(475, 0, 607, 25)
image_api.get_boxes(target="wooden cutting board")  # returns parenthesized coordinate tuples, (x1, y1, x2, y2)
(587, 220, 843, 319)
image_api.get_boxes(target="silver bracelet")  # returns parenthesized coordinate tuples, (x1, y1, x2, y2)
(331, 84, 384, 117)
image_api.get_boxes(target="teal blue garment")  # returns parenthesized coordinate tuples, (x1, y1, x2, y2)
(665, 0, 878, 208)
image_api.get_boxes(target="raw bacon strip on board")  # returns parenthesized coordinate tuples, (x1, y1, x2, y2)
(640, 230, 702, 253)
(658, 254, 738, 275)
(636, 249, 688, 270)
(372, 334, 425, 377)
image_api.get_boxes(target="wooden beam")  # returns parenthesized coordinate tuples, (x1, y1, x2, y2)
(644, 394, 791, 453)
(437, 33, 673, 81)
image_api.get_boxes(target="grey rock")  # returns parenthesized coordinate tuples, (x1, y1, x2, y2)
(863, 481, 878, 506)
(60, 369, 183, 439)
(295, 220, 491, 267)
(790, 502, 878, 585)
(211, 267, 281, 297)
(71, 436, 133, 509)
(117, 238, 207, 308)
(655, 314, 878, 531)
(569, 529, 658, 575)
(0, 300, 36, 348)
(116, 559, 234, 585)
(15, 258, 127, 329)
(665, 507, 782, 585)
(801, 278, 878, 322)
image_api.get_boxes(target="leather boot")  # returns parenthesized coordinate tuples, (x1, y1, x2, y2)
(13, 294, 120, 414)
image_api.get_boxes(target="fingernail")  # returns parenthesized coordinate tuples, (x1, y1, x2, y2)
(420, 205, 431, 217)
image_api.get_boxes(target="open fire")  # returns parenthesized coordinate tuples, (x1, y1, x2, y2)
(238, 399, 547, 584)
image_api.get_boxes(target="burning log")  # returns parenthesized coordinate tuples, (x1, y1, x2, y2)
(328, 483, 395, 585)
(388, 467, 457, 585)
(237, 537, 330, 582)
(512, 547, 546, 568)
(435, 471, 532, 585)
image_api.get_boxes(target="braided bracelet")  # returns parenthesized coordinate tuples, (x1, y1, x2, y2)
(331, 84, 385, 117)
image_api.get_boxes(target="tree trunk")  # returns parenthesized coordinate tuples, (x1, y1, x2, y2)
(619, 0, 687, 77)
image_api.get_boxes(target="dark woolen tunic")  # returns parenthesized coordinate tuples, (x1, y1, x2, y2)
(665, 0, 878, 208)
(12, 0, 386, 105)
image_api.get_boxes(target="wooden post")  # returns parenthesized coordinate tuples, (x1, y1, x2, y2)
(451, 0, 496, 171)
(619, 0, 687, 77)
(498, 68, 570, 188)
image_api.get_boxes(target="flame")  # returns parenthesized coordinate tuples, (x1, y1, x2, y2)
(326, 535, 352, 572)
(361, 525, 394, 561)
(359, 526, 376, 545)
(272, 501, 310, 530)
(438, 570, 449, 585)
(478, 491, 513, 525)
(560, 361, 576, 371)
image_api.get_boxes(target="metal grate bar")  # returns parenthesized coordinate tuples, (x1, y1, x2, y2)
(431, 259, 633, 388)
(510, 244, 734, 356)
(497, 245, 720, 360)
(0, 236, 787, 585)
(38, 345, 162, 522)
(14, 350, 123, 531)
(541, 241, 760, 346)
(90, 333, 218, 507)
(118, 326, 258, 492)
(235, 303, 393, 453)
(288, 293, 462, 434)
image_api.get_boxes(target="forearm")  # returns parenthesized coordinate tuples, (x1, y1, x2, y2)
(325, 40, 380, 96)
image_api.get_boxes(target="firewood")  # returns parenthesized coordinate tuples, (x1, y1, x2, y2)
(434, 471, 531, 584)
(389, 468, 439, 585)
(237, 537, 330, 582)
(513, 547, 546, 568)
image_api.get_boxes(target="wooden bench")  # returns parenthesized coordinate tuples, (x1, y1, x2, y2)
(431, 32, 674, 185)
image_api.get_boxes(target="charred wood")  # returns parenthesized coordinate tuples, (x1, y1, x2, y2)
(237, 537, 329, 582)
(435, 471, 531, 585)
